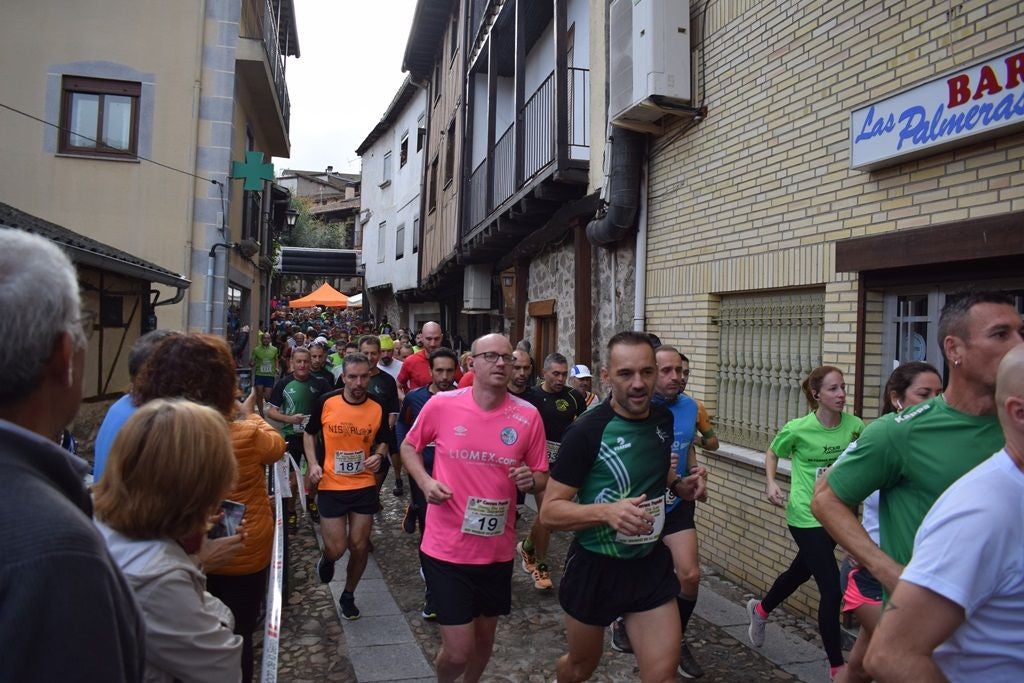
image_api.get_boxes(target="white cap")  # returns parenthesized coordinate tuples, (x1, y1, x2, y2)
(569, 364, 592, 378)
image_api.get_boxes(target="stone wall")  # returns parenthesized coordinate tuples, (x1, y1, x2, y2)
(589, 238, 637, 378)
(523, 239, 578, 362)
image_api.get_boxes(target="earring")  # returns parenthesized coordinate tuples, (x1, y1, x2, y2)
(954, 359, 962, 368)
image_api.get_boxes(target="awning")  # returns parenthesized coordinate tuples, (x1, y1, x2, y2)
(288, 282, 349, 308)
(0, 201, 191, 291)
(348, 293, 362, 308)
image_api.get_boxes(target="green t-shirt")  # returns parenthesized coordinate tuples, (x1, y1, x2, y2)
(251, 344, 279, 377)
(770, 411, 864, 528)
(828, 395, 1002, 567)
(268, 374, 332, 437)
(551, 401, 674, 559)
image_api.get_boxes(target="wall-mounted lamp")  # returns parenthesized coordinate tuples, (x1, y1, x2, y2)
(285, 207, 299, 230)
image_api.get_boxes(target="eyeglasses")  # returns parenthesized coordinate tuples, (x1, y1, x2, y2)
(472, 351, 514, 364)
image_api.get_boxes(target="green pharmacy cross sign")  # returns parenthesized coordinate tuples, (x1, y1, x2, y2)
(231, 151, 274, 191)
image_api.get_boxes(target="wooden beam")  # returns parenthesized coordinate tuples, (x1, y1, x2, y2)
(485, 33, 498, 215)
(573, 217, 592, 367)
(514, 259, 528, 345)
(553, 0, 568, 171)
(528, 298, 556, 317)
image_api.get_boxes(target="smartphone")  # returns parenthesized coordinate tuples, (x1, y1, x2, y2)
(208, 499, 246, 539)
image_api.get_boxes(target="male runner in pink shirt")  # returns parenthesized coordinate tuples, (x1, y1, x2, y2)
(402, 333, 548, 683)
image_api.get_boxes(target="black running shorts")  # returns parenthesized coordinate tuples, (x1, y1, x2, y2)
(419, 551, 513, 626)
(661, 499, 696, 536)
(559, 540, 679, 626)
(317, 486, 378, 518)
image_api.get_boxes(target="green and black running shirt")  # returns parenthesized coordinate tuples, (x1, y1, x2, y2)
(551, 400, 674, 559)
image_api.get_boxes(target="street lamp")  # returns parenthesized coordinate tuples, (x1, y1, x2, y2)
(285, 207, 299, 231)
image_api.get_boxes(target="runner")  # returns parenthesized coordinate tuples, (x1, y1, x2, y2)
(812, 290, 1023, 593)
(746, 365, 864, 680)
(609, 345, 709, 678)
(395, 347, 460, 619)
(827, 361, 942, 683)
(355, 335, 402, 495)
(400, 334, 547, 683)
(677, 353, 719, 452)
(377, 334, 403, 383)
(568, 364, 599, 408)
(266, 347, 332, 529)
(540, 331, 704, 683)
(304, 352, 389, 620)
(507, 349, 533, 397)
(518, 352, 587, 590)
(308, 340, 335, 384)
(250, 332, 279, 415)
(864, 344, 1024, 681)
(398, 321, 463, 392)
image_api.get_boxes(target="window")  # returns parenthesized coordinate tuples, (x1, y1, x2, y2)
(377, 222, 386, 263)
(400, 134, 409, 168)
(715, 290, 825, 450)
(412, 217, 419, 254)
(428, 158, 439, 212)
(382, 151, 393, 186)
(528, 300, 557, 365)
(417, 114, 426, 151)
(449, 13, 459, 61)
(60, 76, 140, 157)
(395, 223, 405, 260)
(444, 119, 456, 185)
(432, 60, 442, 104)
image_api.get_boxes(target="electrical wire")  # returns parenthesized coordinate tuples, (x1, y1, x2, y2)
(0, 101, 223, 187)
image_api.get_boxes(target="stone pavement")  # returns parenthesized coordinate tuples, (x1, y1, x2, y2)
(270, 486, 837, 682)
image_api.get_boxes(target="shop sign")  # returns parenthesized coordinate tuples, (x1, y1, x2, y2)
(850, 45, 1024, 170)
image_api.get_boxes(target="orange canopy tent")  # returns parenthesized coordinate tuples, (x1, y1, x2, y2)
(287, 282, 349, 308)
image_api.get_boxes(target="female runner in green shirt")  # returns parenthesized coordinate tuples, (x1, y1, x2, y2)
(746, 365, 865, 680)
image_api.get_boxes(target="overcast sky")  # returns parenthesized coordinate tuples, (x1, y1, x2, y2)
(274, 0, 417, 175)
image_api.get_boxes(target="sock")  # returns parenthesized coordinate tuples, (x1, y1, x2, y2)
(755, 602, 769, 619)
(523, 537, 535, 554)
(677, 593, 698, 633)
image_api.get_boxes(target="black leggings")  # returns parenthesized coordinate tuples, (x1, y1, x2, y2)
(761, 525, 843, 666)
(206, 566, 270, 683)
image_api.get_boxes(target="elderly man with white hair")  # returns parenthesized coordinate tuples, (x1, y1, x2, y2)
(0, 228, 144, 680)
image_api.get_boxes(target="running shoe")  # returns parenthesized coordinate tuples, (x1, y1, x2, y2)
(610, 618, 633, 653)
(421, 597, 437, 621)
(307, 500, 320, 524)
(746, 598, 767, 647)
(402, 505, 417, 534)
(339, 591, 360, 620)
(531, 563, 553, 590)
(287, 512, 297, 532)
(316, 552, 334, 584)
(517, 540, 537, 575)
(677, 641, 704, 679)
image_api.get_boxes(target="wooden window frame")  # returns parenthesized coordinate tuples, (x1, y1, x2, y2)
(59, 76, 141, 158)
(444, 118, 456, 186)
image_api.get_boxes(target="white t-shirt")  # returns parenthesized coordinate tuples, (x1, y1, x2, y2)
(900, 448, 1024, 681)
(377, 358, 402, 381)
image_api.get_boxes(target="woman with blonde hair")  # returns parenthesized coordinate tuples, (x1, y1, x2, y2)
(132, 333, 285, 683)
(94, 399, 242, 683)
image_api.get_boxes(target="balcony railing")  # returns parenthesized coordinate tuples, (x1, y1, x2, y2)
(240, 0, 291, 131)
(493, 123, 515, 208)
(467, 68, 590, 232)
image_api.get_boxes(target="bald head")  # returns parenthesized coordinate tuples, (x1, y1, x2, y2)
(421, 321, 443, 353)
(996, 345, 1024, 430)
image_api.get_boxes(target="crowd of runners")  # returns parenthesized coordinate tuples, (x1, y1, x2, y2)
(3, 228, 1024, 683)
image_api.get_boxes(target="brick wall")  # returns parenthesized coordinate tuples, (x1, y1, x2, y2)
(645, 0, 1024, 619)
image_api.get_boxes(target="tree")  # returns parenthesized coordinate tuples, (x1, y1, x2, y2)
(279, 197, 348, 249)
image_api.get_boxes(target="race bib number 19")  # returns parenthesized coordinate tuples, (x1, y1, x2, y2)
(461, 497, 509, 537)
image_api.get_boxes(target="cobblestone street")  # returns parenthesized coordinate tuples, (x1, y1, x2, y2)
(271, 478, 829, 682)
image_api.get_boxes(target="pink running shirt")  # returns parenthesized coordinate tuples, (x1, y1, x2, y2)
(405, 387, 547, 564)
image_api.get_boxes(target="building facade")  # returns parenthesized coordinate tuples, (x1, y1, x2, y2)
(357, 77, 428, 330)
(642, 0, 1024, 617)
(0, 0, 298, 396)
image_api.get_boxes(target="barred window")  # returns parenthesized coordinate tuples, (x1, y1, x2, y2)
(715, 290, 824, 450)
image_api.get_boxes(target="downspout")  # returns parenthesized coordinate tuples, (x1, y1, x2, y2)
(632, 154, 648, 332)
(585, 126, 645, 245)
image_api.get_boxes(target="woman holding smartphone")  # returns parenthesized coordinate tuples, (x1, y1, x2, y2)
(94, 399, 242, 682)
(746, 365, 865, 680)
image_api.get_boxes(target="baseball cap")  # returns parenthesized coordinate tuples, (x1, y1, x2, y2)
(569, 364, 592, 378)
(379, 334, 395, 350)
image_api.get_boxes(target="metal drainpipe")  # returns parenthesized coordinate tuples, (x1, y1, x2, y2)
(632, 156, 648, 332)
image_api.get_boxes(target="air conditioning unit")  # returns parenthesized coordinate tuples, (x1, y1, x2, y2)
(609, 0, 692, 127)
(463, 264, 492, 310)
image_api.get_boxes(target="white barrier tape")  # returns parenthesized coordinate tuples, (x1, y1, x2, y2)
(286, 452, 308, 515)
(259, 465, 285, 683)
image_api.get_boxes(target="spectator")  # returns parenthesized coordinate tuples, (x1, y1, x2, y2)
(94, 399, 244, 682)
(0, 228, 144, 682)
